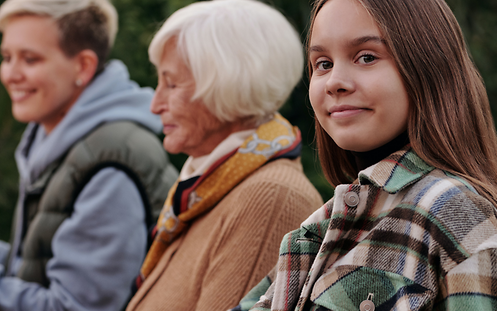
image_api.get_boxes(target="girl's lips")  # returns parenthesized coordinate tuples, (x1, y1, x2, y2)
(329, 105, 369, 118)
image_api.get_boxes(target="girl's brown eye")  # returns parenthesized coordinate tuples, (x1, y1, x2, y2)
(358, 54, 376, 64)
(317, 60, 333, 70)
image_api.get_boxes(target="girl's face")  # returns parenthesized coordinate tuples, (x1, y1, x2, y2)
(309, 0, 409, 152)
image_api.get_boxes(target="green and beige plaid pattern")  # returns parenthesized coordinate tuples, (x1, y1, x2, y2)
(232, 147, 497, 311)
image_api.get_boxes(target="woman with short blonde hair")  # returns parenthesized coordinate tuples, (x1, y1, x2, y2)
(0, 0, 178, 310)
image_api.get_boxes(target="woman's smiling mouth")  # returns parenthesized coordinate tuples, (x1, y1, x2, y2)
(9, 89, 34, 102)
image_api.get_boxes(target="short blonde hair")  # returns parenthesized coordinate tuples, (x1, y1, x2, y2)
(149, 0, 304, 123)
(0, 0, 118, 71)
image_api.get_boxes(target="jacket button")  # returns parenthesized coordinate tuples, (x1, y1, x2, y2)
(344, 192, 359, 207)
(359, 300, 375, 311)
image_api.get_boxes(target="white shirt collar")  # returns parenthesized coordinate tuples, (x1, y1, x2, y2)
(179, 129, 256, 181)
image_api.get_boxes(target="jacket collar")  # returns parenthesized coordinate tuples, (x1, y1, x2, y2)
(358, 146, 434, 194)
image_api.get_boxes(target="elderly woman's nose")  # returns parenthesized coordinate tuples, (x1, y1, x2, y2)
(150, 90, 167, 114)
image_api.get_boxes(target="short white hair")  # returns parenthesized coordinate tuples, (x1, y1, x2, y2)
(0, 0, 118, 47)
(149, 0, 304, 123)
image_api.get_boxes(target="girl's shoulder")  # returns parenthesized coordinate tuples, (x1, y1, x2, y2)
(401, 167, 497, 253)
(405, 167, 492, 212)
(361, 147, 495, 218)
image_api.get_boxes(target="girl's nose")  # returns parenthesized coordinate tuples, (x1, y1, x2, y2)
(325, 64, 354, 96)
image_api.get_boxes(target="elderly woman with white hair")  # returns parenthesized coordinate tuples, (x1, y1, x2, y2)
(126, 0, 323, 310)
(0, 0, 178, 310)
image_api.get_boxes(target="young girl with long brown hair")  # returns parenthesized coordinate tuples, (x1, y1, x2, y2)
(231, 0, 497, 309)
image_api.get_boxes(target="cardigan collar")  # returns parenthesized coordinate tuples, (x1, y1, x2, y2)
(358, 146, 435, 194)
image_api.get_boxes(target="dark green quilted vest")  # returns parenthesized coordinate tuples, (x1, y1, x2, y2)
(8, 121, 178, 287)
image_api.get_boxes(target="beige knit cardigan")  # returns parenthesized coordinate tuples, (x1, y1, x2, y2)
(126, 158, 323, 311)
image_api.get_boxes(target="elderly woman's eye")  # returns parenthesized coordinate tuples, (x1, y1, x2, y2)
(164, 78, 176, 89)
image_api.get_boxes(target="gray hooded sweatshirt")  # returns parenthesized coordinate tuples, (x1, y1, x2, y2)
(0, 60, 166, 311)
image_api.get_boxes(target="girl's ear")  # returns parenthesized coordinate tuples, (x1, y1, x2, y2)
(74, 49, 98, 87)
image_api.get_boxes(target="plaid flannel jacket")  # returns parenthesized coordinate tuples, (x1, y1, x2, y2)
(233, 147, 497, 311)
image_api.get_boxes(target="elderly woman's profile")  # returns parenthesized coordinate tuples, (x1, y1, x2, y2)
(126, 0, 323, 310)
(0, 0, 178, 310)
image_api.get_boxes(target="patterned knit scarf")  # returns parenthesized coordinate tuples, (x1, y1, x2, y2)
(136, 113, 301, 288)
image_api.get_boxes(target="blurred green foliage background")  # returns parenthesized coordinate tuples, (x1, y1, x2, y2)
(1, 0, 497, 241)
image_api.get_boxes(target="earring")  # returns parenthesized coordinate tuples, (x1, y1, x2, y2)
(75, 79, 83, 87)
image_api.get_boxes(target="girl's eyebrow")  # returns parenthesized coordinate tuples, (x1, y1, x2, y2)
(309, 45, 327, 53)
(349, 35, 386, 47)
(309, 35, 386, 54)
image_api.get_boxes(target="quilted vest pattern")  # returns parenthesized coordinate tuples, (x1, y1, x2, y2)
(10, 121, 178, 287)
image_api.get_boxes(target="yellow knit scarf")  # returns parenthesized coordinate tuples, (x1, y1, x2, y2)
(137, 113, 301, 286)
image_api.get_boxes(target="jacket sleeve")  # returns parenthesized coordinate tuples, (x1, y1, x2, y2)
(230, 272, 275, 311)
(435, 247, 497, 310)
(0, 168, 147, 311)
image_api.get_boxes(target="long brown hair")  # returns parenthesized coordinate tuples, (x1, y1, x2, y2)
(308, 0, 497, 206)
